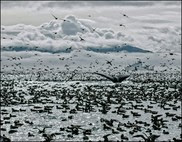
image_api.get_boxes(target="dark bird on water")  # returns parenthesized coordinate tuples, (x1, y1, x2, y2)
(93, 72, 129, 83)
(66, 46, 72, 51)
(133, 133, 160, 142)
(0, 135, 11, 142)
(103, 134, 111, 142)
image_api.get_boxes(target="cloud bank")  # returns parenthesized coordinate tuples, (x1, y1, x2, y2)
(1, 15, 153, 54)
(1, 1, 181, 53)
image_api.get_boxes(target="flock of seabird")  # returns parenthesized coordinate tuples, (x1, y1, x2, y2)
(1, 8, 181, 142)
(1, 74, 181, 141)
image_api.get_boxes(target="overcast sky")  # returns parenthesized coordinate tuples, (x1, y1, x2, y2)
(1, 1, 181, 26)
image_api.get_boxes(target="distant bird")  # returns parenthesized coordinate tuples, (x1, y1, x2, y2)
(133, 133, 160, 142)
(28, 132, 34, 137)
(93, 72, 129, 83)
(42, 133, 55, 142)
(123, 14, 129, 18)
(38, 127, 46, 134)
(50, 13, 70, 22)
(106, 60, 113, 66)
(66, 72, 76, 82)
(79, 36, 85, 41)
(51, 13, 58, 20)
(121, 13, 129, 18)
(103, 134, 111, 142)
(120, 134, 129, 140)
(119, 24, 126, 27)
(66, 46, 72, 51)
(173, 138, 182, 142)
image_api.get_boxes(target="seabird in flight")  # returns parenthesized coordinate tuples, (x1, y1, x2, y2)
(79, 36, 85, 41)
(50, 13, 70, 22)
(119, 24, 126, 27)
(51, 13, 58, 20)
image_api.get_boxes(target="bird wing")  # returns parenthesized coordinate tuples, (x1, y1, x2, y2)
(103, 134, 111, 137)
(116, 75, 129, 82)
(93, 72, 115, 82)
(133, 135, 146, 140)
(149, 134, 160, 139)
(51, 13, 57, 19)
(155, 114, 162, 118)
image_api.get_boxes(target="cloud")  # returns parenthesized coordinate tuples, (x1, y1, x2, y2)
(2, 15, 153, 54)
(2, 14, 181, 54)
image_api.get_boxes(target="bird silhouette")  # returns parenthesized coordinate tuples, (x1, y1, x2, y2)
(50, 13, 70, 22)
(79, 36, 85, 41)
(103, 134, 111, 142)
(122, 14, 129, 18)
(66, 46, 72, 51)
(42, 133, 55, 142)
(120, 12, 129, 18)
(133, 132, 160, 142)
(0, 134, 11, 142)
(106, 60, 113, 66)
(51, 13, 58, 20)
(119, 24, 126, 27)
(93, 72, 129, 83)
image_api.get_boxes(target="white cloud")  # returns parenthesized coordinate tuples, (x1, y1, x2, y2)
(2, 13, 181, 54)
(2, 15, 152, 54)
